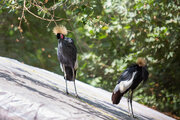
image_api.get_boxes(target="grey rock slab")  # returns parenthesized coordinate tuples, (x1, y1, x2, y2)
(0, 56, 175, 120)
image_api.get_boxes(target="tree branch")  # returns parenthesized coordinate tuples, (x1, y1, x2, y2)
(23, 0, 70, 22)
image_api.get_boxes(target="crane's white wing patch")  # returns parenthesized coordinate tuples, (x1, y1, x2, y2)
(74, 58, 78, 70)
(119, 72, 137, 93)
(60, 64, 64, 72)
(113, 84, 120, 94)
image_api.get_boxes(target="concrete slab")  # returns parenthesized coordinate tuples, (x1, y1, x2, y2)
(0, 57, 175, 120)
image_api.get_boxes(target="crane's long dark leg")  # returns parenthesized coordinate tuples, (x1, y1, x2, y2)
(130, 90, 134, 118)
(63, 65, 68, 94)
(72, 68, 78, 97)
(127, 91, 131, 116)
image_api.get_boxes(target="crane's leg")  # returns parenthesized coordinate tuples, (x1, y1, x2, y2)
(127, 91, 131, 116)
(130, 90, 134, 118)
(72, 68, 75, 81)
(72, 68, 78, 97)
(63, 65, 68, 94)
(65, 80, 69, 94)
(74, 80, 78, 98)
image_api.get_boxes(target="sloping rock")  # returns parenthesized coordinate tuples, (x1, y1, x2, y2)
(0, 57, 174, 120)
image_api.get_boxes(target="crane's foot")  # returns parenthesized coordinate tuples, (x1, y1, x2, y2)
(129, 115, 138, 120)
(75, 94, 79, 98)
(127, 113, 138, 119)
(66, 91, 69, 95)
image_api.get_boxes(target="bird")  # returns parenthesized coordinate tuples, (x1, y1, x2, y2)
(53, 25, 78, 97)
(111, 58, 149, 117)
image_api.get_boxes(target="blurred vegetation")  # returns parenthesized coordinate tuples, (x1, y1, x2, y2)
(0, 0, 179, 118)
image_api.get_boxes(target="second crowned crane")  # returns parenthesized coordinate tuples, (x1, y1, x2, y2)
(112, 58, 149, 117)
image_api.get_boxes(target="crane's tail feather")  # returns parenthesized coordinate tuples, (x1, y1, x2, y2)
(64, 66, 76, 81)
(112, 90, 123, 104)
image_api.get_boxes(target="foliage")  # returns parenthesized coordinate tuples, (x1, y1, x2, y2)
(0, 0, 179, 117)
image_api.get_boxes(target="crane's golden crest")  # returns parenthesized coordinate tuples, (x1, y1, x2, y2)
(53, 25, 68, 35)
(136, 57, 147, 67)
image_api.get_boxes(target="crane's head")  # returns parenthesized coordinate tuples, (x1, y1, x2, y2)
(53, 25, 67, 40)
(136, 57, 147, 67)
(57, 33, 65, 40)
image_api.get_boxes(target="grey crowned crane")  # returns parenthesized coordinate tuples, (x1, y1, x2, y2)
(112, 58, 149, 117)
(53, 25, 78, 97)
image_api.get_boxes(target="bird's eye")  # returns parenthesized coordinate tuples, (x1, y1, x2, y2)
(57, 33, 60, 39)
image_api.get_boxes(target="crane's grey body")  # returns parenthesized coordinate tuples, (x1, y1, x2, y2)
(57, 37, 77, 71)
(57, 36, 78, 96)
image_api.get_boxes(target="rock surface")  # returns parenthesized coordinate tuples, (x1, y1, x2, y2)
(0, 56, 175, 120)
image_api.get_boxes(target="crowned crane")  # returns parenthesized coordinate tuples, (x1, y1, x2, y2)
(53, 25, 78, 97)
(112, 58, 149, 117)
